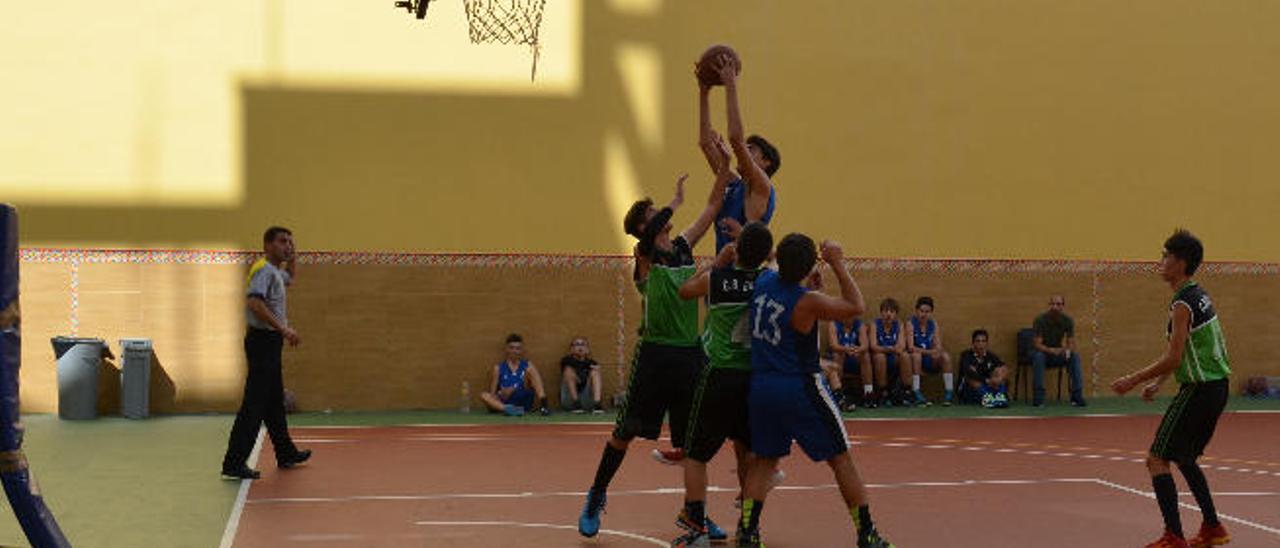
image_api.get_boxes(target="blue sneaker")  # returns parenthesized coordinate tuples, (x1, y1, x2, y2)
(706, 516, 727, 542)
(913, 390, 930, 407)
(502, 404, 525, 416)
(942, 389, 954, 407)
(578, 489, 606, 537)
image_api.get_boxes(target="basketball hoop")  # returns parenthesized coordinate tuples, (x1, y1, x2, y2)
(463, 0, 547, 81)
(394, 0, 548, 81)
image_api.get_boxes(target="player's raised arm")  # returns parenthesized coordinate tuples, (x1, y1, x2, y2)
(793, 241, 865, 329)
(679, 243, 736, 300)
(719, 58, 773, 222)
(680, 170, 732, 248)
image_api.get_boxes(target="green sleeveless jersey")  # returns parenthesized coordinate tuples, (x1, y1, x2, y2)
(1168, 281, 1231, 384)
(702, 266, 762, 370)
(638, 236, 699, 347)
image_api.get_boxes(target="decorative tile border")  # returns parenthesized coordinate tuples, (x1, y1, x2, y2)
(18, 248, 1279, 274)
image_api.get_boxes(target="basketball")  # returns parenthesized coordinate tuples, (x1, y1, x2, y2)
(696, 44, 742, 87)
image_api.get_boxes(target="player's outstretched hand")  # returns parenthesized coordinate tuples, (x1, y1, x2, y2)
(669, 173, 688, 209)
(1111, 374, 1138, 395)
(715, 242, 737, 268)
(716, 53, 737, 85)
(695, 62, 710, 92)
(718, 218, 743, 241)
(820, 240, 845, 266)
(710, 132, 731, 173)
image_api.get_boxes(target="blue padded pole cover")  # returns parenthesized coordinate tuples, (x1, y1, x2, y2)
(0, 204, 70, 548)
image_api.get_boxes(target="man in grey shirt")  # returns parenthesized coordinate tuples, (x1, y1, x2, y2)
(221, 226, 310, 479)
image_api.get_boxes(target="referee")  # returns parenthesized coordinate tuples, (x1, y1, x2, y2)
(1112, 229, 1231, 548)
(221, 226, 311, 480)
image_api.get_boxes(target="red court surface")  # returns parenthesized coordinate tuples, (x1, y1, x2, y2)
(226, 413, 1280, 547)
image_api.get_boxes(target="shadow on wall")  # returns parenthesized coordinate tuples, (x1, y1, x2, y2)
(149, 351, 177, 414)
(96, 358, 119, 417)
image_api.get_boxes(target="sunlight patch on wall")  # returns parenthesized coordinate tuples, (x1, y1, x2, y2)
(616, 43, 663, 151)
(603, 130, 643, 254)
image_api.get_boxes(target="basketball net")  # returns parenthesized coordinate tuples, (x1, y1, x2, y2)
(463, 0, 547, 81)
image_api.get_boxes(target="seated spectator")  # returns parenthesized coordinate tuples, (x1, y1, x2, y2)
(480, 333, 551, 416)
(907, 296, 955, 406)
(825, 314, 872, 410)
(1032, 295, 1086, 407)
(869, 298, 911, 407)
(958, 329, 1009, 408)
(560, 336, 604, 414)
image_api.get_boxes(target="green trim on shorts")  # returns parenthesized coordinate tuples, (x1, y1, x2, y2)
(1151, 385, 1195, 457)
(683, 364, 716, 449)
(612, 342, 644, 437)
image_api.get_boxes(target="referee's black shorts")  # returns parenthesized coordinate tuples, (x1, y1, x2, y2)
(685, 367, 751, 463)
(613, 342, 704, 447)
(1150, 379, 1229, 463)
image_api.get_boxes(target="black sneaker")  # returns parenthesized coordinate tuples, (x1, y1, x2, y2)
(221, 465, 261, 480)
(735, 529, 763, 548)
(1070, 397, 1087, 407)
(278, 449, 312, 469)
(858, 529, 895, 548)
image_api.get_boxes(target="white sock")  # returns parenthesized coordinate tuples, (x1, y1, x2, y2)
(912, 375, 921, 391)
(863, 384, 873, 394)
(944, 373, 954, 391)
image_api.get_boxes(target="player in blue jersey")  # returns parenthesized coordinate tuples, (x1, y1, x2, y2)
(736, 234, 893, 548)
(906, 296, 955, 406)
(697, 54, 780, 253)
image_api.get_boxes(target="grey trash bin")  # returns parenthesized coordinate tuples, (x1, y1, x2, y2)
(120, 338, 153, 419)
(51, 336, 108, 420)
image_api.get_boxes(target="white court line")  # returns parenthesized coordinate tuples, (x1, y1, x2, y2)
(415, 520, 666, 546)
(1185, 492, 1280, 497)
(248, 478, 1102, 505)
(1092, 479, 1280, 537)
(219, 427, 265, 548)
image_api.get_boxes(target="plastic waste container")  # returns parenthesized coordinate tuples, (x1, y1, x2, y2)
(120, 339, 153, 419)
(51, 337, 109, 420)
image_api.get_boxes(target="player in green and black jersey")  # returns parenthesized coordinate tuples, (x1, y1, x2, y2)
(1112, 229, 1232, 548)
(578, 166, 732, 539)
(667, 221, 774, 546)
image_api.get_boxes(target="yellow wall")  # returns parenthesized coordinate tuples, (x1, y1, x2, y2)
(4, 1, 1279, 260)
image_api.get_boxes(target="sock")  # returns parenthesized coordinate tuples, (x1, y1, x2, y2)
(1152, 473, 1183, 537)
(1178, 462, 1220, 527)
(850, 504, 876, 538)
(684, 500, 707, 529)
(740, 499, 764, 534)
(912, 375, 921, 391)
(863, 384, 873, 394)
(943, 373, 954, 391)
(591, 443, 627, 492)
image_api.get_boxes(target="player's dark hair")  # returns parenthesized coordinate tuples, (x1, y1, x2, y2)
(1164, 229, 1204, 276)
(776, 233, 816, 285)
(263, 226, 292, 244)
(916, 296, 934, 310)
(879, 298, 900, 314)
(736, 222, 773, 269)
(505, 333, 523, 345)
(747, 135, 781, 177)
(972, 328, 989, 342)
(623, 199, 653, 239)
